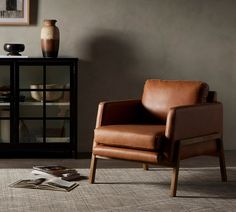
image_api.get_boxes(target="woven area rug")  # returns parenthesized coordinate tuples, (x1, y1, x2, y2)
(0, 167, 235, 212)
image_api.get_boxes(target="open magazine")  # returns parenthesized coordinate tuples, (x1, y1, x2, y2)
(9, 177, 79, 192)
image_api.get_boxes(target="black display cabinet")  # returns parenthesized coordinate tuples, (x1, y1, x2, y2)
(0, 58, 78, 158)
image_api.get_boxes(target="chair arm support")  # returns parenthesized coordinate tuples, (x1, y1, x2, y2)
(165, 102, 223, 141)
(95, 99, 143, 127)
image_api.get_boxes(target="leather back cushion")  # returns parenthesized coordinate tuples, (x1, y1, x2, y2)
(142, 79, 209, 121)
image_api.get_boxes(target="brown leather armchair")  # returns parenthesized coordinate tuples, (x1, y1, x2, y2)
(89, 79, 227, 196)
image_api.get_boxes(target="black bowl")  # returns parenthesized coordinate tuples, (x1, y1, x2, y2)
(4, 43, 25, 56)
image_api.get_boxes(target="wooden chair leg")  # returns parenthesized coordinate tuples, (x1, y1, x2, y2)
(170, 141, 181, 197)
(170, 162, 180, 197)
(89, 154, 98, 184)
(218, 139, 227, 182)
(143, 163, 149, 170)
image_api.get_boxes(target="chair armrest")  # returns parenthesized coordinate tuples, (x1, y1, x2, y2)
(95, 99, 143, 127)
(165, 102, 223, 141)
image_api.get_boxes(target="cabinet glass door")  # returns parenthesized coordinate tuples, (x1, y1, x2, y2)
(19, 65, 44, 119)
(19, 65, 44, 143)
(45, 120, 70, 143)
(46, 66, 70, 87)
(18, 63, 71, 144)
(19, 66, 43, 89)
(45, 65, 70, 143)
(0, 65, 11, 143)
(19, 120, 43, 143)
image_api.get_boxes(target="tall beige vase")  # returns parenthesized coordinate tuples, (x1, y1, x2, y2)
(41, 19, 60, 58)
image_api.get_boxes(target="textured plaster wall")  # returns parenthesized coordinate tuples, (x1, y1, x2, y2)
(0, 0, 235, 151)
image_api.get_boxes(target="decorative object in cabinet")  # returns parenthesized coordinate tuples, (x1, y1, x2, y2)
(30, 84, 64, 102)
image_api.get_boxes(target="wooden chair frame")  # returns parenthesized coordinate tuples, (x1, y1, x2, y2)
(89, 133, 227, 197)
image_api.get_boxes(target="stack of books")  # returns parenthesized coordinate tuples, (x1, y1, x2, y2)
(9, 165, 80, 192)
(32, 165, 81, 181)
(0, 86, 25, 102)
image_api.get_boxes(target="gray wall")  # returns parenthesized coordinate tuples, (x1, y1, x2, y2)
(0, 0, 235, 151)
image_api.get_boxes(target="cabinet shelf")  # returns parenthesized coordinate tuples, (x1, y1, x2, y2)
(20, 102, 70, 106)
(0, 102, 10, 106)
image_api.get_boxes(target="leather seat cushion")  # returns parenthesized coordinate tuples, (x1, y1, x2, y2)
(94, 125, 166, 151)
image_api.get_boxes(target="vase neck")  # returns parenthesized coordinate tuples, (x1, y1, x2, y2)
(43, 19, 57, 26)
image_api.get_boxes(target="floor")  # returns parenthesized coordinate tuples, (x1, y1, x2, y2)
(2, 167, 236, 212)
(0, 150, 235, 169)
(0, 151, 235, 212)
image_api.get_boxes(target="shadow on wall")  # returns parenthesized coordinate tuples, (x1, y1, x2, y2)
(77, 34, 143, 152)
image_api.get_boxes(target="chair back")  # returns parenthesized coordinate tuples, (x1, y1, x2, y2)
(141, 79, 209, 122)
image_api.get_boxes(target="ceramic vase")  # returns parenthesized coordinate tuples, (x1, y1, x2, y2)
(41, 19, 60, 58)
